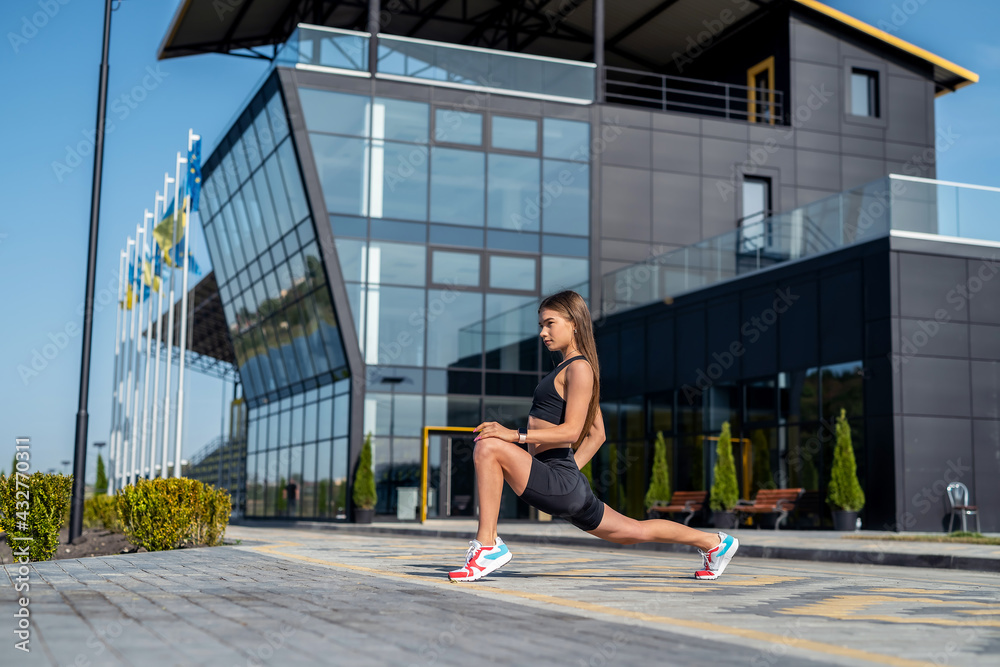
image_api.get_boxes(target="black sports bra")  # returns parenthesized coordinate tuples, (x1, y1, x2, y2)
(528, 355, 587, 424)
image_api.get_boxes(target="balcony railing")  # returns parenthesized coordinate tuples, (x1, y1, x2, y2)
(278, 25, 595, 103)
(604, 65, 785, 124)
(603, 175, 1000, 314)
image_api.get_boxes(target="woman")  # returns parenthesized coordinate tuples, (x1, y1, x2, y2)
(448, 290, 738, 582)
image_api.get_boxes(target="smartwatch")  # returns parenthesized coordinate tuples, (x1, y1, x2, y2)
(518, 427, 527, 445)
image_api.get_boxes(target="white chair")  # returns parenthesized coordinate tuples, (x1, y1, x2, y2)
(946, 482, 981, 533)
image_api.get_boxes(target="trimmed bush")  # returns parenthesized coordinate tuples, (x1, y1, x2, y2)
(353, 432, 377, 510)
(0, 472, 73, 562)
(95, 454, 108, 496)
(709, 422, 739, 511)
(644, 431, 671, 510)
(84, 494, 122, 532)
(827, 409, 865, 512)
(117, 478, 231, 552)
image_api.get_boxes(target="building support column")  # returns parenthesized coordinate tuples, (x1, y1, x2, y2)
(593, 0, 604, 103)
(368, 0, 380, 76)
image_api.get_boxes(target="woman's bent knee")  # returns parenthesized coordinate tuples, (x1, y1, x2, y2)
(473, 437, 505, 464)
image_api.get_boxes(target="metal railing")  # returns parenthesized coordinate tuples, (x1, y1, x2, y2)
(604, 65, 785, 124)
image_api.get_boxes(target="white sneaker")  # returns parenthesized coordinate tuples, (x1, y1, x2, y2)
(448, 536, 512, 582)
(695, 532, 739, 580)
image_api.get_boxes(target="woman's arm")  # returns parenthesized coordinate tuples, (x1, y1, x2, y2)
(473, 361, 596, 446)
(573, 405, 605, 469)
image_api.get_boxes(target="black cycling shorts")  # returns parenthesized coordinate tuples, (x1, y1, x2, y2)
(518, 448, 605, 531)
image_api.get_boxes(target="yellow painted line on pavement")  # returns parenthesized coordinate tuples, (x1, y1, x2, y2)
(777, 595, 1000, 627)
(620, 575, 805, 589)
(866, 588, 957, 594)
(247, 542, 939, 667)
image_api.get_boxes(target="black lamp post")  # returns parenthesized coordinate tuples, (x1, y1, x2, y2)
(69, 0, 114, 543)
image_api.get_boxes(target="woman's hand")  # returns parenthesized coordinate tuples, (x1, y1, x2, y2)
(473, 422, 518, 443)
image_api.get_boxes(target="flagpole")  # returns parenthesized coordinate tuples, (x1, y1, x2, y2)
(174, 130, 200, 478)
(121, 231, 141, 488)
(128, 224, 148, 485)
(150, 175, 171, 479)
(161, 152, 186, 478)
(106, 248, 126, 494)
(138, 208, 156, 480)
(114, 238, 134, 490)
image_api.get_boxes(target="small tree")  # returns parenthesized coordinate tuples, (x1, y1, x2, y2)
(95, 454, 108, 496)
(827, 409, 865, 512)
(709, 422, 739, 511)
(353, 432, 377, 510)
(644, 431, 671, 510)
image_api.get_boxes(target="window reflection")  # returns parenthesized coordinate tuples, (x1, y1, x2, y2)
(492, 116, 537, 152)
(427, 289, 483, 368)
(489, 255, 536, 291)
(432, 250, 479, 286)
(542, 159, 589, 236)
(311, 134, 368, 216)
(435, 108, 482, 145)
(541, 255, 587, 294)
(543, 118, 589, 161)
(430, 147, 484, 226)
(299, 88, 369, 136)
(487, 154, 539, 231)
(484, 293, 537, 371)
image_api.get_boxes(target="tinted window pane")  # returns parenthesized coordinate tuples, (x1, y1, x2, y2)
(364, 285, 425, 366)
(490, 256, 536, 291)
(432, 250, 479, 286)
(374, 97, 428, 143)
(335, 238, 366, 282)
(429, 224, 483, 247)
(370, 218, 426, 242)
(254, 106, 276, 156)
(311, 134, 368, 217)
(541, 255, 587, 294)
(299, 88, 369, 136)
(488, 154, 539, 231)
(430, 148, 484, 226)
(367, 241, 425, 286)
(266, 92, 289, 143)
(542, 159, 588, 235)
(264, 154, 296, 235)
(252, 170, 281, 246)
(331, 215, 366, 238)
(374, 142, 428, 221)
(485, 293, 538, 371)
(492, 116, 537, 152)
(426, 289, 482, 368)
(543, 118, 589, 160)
(435, 109, 482, 145)
(276, 140, 310, 224)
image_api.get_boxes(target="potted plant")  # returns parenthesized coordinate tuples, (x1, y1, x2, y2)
(352, 432, 377, 524)
(827, 409, 865, 531)
(644, 431, 671, 517)
(709, 422, 739, 530)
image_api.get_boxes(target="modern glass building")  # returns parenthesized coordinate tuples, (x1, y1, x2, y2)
(164, 0, 998, 531)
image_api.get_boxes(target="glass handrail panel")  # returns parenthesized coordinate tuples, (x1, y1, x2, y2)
(377, 34, 594, 101)
(279, 26, 369, 72)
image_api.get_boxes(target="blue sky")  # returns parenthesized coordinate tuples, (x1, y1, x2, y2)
(0, 0, 997, 479)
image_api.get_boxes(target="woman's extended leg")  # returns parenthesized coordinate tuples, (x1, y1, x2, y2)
(587, 503, 719, 550)
(587, 504, 739, 579)
(472, 437, 534, 546)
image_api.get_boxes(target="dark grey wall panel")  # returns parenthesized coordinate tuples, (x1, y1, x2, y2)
(596, 328, 620, 399)
(900, 357, 971, 417)
(646, 315, 675, 392)
(601, 166, 651, 241)
(796, 149, 842, 191)
(864, 355, 893, 418)
(967, 257, 1000, 324)
(790, 18, 839, 66)
(675, 309, 706, 385)
(898, 319, 969, 358)
(700, 138, 749, 178)
(652, 172, 702, 246)
(971, 324, 1000, 359)
(900, 416, 973, 532)
(972, 419, 1000, 532)
(898, 253, 968, 320)
(620, 323, 647, 390)
(886, 76, 932, 145)
(779, 279, 819, 369)
(741, 290, 779, 378)
(706, 300, 741, 382)
(602, 126, 652, 169)
(971, 361, 1000, 419)
(819, 270, 863, 363)
(651, 132, 700, 174)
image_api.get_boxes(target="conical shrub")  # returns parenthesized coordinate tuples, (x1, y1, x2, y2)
(709, 422, 739, 511)
(353, 432, 377, 510)
(644, 431, 671, 510)
(827, 409, 865, 512)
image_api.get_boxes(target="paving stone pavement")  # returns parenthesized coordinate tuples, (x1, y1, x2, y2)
(2, 526, 999, 666)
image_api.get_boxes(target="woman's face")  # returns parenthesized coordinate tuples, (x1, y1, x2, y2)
(538, 308, 576, 353)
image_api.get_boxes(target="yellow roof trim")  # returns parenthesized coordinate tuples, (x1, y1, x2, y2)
(794, 0, 979, 88)
(158, 0, 194, 60)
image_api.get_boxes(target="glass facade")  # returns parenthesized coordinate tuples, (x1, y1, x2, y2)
(597, 363, 865, 527)
(299, 85, 591, 512)
(199, 75, 352, 518)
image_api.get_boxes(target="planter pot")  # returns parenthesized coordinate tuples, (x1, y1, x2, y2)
(712, 510, 738, 530)
(353, 508, 375, 524)
(832, 510, 858, 532)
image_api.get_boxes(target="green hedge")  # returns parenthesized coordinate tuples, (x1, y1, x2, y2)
(0, 472, 73, 562)
(116, 478, 231, 552)
(84, 494, 122, 532)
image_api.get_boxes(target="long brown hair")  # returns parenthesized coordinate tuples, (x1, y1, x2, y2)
(539, 290, 600, 450)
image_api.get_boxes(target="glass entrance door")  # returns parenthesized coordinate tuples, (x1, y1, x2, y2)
(425, 432, 477, 518)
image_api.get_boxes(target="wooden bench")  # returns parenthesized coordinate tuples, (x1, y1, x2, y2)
(647, 491, 708, 526)
(735, 488, 805, 530)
